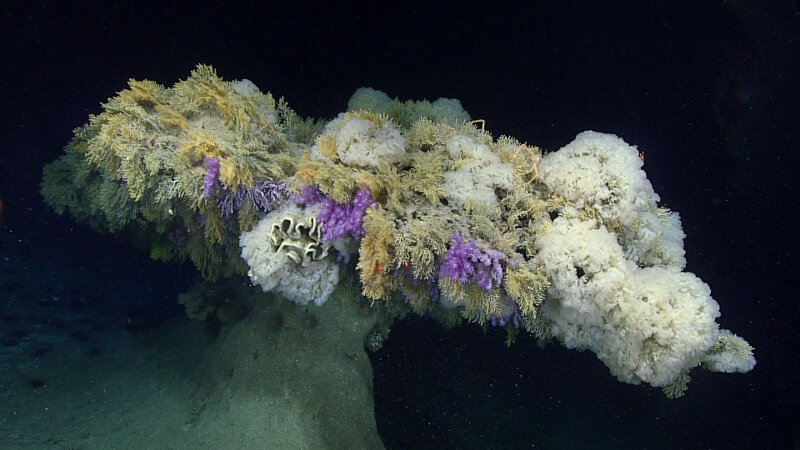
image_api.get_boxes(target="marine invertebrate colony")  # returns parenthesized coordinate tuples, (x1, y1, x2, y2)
(41, 65, 755, 397)
(296, 185, 376, 241)
(439, 232, 504, 291)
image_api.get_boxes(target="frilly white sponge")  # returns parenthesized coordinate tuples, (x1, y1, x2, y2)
(240, 203, 339, 306)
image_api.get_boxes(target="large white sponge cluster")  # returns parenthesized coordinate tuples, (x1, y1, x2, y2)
(533, 131, 755, 388)
(540, 131, 656, 225)
(540, 131, 686, 268)
(239, 204, 339, 306)
(442, 135, 514, 209)
(535, 217, 721, 387)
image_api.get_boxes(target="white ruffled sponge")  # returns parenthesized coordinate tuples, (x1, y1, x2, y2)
(239, 204, 339, 306)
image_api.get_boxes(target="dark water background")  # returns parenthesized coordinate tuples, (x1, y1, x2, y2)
(2, 2, 797, 448)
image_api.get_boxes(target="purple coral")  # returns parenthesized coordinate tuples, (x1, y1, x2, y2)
(217, 178, 291, 217)
(439, 233, 477, 284)
(295, 185, 326, 205)
(296, 185, 376, 242)
(203, 157, 221, 200)
(439, 233, 505, 291)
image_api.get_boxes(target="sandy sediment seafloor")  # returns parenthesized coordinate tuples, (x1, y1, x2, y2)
(1, 280, 383, 449)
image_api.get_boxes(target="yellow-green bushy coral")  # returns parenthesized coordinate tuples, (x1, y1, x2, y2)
(437, 277, 504, 326)
(357, 208, 396, 301)
(86, 64, 294, 201)
(276, 98, 326, 145)
(295, 157, 359, 203)
(41, 125, 142, 233)
(42, 65, 307, 280)
(503, 263, 549, 321)
(392, 218, 449, 279)
(402, 150, 448, 204)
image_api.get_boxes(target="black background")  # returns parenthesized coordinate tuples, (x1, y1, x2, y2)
(2, 2, 798, 449)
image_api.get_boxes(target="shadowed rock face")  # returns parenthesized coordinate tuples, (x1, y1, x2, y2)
(193, 290, 384, 449)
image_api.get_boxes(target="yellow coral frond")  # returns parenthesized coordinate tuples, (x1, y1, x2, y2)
(405, 151, 446, 203)
(180, 129, 222, 162)
(345, 110, 390, 128)
(204, 208, 226, 244)
(315, 133, 339, 161)
(189, 64, 221, 84)
(184, 64, 253, 134)
(357, 208, 395, 300)
(393, 219, 448, 279)
(495, 135, 522, 163)
(406, 117, 456, 150)
(400, 280, 434, 315)
(327, 176, 358, 204)
(295, 159, 359, 203)
(294, 157, 322, 185)
(456, 285, 502, 326)
(354, 171, 384, 199)
(354, 163, 403, 210)
(503, 265, 549, 319)
(127, 79, 166, 105)
(438, 277, 465, 304)
(218, 158, 253, 189)
(156, 104, 189, 130)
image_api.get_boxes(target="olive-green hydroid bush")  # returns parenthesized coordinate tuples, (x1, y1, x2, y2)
(42, 66, 755, 398)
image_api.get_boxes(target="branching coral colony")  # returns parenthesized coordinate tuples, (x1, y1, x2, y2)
(41, 65, 755, 397)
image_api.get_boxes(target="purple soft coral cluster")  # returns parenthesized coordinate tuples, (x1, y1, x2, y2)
(203, 157, 221, 200)
(217, 179, 291, 217)
(296, 185, 376, 242)
(296, 184, 326, 205)
(439, 233, 505, 291)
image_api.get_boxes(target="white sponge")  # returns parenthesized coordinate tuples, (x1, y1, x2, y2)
(347, 87, 393, 112)
(542, 131, 690, 269)
(240, 204, 339, 306)
(430, 97, 471, 124)
(620, 207, 687, 269)
(335, 118, 407, 168)
(442, 135, 514, 209)
(540, 131, 657, 227)
(535, 217, 721, 387)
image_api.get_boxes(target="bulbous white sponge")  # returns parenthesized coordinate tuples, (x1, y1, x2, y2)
(535, 217, 721, 387)
(701, 329, 756, 373)
(336, 117, 407, 168)
(541, 131, 688, 269)
(442, 134, 514, 209)
(540, 130, 657, 226)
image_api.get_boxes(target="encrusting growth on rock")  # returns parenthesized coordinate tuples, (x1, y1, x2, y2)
(41, 66, 756, 397)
